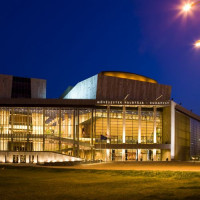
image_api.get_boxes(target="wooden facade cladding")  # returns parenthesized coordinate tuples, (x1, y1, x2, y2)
(96, 73, 171, 101)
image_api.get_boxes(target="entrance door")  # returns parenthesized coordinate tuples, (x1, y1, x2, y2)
(127, 152, 136, 161)
(20, 155, 26, 163)
(29, 155, 34, 163)
(13, 155, 19, 163)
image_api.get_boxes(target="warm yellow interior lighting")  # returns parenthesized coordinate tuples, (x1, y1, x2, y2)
(102, 71, 157, 83)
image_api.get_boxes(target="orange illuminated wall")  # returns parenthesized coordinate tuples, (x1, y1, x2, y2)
(102, 71, 157, 84)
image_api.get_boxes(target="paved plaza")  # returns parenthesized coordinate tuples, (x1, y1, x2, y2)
(2, 161, 200, 171)
(56, 161, 200, 171)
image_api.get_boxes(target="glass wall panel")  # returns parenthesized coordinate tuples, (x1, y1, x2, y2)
(44, 108, 60, 151)
(140, 149, 148, 161)
(95, 149, 106, 161)
(125, 109, 138, 144)
(156, 111, 162, 144)
(125, 149, 137, 161)
(141, 110, 154, 144)
(79, 109, 92, 144)
(95, 109, 107, 144)
(190, 118, 200, 158)
(11, 107, 29, 151)
(0, 108, 11, 150)
(30, 108, 43, 151)
(111, 149, 122, 161)
(156, 149, 161, 161)
(61, 109, 74, 139)
(110, 108, 123, 144)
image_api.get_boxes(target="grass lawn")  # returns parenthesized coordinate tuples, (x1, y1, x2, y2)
(0, 166, 200, 200)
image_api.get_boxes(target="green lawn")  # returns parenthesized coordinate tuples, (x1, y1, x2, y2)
(0, 166, 200, 200)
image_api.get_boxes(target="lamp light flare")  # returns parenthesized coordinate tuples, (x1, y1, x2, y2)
(182, 3, 192, 12)
(194, 40, 200, 48)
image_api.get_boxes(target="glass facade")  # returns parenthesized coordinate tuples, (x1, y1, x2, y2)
(125, 109, 138, 144)
(0, 106, 167, 162)
(190, 118, 200, 159)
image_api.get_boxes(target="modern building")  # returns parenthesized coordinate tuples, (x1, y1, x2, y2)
(0, 72, 200, 163)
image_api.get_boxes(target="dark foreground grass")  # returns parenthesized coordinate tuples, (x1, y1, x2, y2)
(0, 166, 200, 200)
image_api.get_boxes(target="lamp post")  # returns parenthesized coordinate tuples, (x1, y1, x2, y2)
(194, 40, 200, 48)
(182, 1, 200, 48)
(182, 1, 200, 12)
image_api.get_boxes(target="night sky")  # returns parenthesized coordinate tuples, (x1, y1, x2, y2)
(0, 0, 200, 114)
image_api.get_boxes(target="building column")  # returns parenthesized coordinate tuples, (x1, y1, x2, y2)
(153, 149, 157, 161)
(76, 109, 79, 157)
(138, 106, 141, 144)
(93, 109, 96, 161)
(11, 108, 14, 145)
(43, 108, 45, 151)
(122, 105, 126, 161)
(59, 108, 61, 152)
(153, 106, 157, 161)
(73, 109, 79, 157)
(153, 106, 157, 143)
(107, 106, 110, 140)
(26, 155, 29, 164)
(64, 113, 68, 138)
(91, 109, 94, 146)
(138, 106, 141, 161)
(91, 109, 94, 161)
(73, 109, 76, 157)
(106, 106, 110, 162)
(27, 108, 30, 143)
(171, 101, 176, 160)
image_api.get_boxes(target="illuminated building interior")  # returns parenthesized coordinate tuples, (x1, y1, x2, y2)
(0, 72, 199, 163)
(0, 106, 166, 162)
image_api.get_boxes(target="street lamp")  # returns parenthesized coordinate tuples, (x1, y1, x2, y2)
(183, 3, 192, 12)
(194, 40, 200, 48)
(181, 1, 200, 49)
(182, 1, 200, 12)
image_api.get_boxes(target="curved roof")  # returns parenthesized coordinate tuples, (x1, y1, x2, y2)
(102, 71, 157, 84)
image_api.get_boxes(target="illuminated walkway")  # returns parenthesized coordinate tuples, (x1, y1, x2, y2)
(59, 161, 200, 171)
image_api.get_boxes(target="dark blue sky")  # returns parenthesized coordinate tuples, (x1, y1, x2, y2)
(0, 0, 200, 114)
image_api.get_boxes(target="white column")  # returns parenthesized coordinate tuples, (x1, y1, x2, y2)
(122, 149, 125, 161)
(106, 106, 110, 162)
(26, 155, 29, 164)
(153, 149, 157, 161)
(138, 106, 142, 161)
(153, 106, 157, 161)
(137, 149, 141, 161)
(122, 106, 126, 143)
(153, 106, 157, 143)
(171, 101, 176, 160)
(122, 105, 126, 161)
(106, 149, 110, 162)
(138, 106, 141, 144)
(107, 106, 110, 141)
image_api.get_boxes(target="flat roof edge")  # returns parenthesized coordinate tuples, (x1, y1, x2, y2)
(175, 104, 200, 122)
